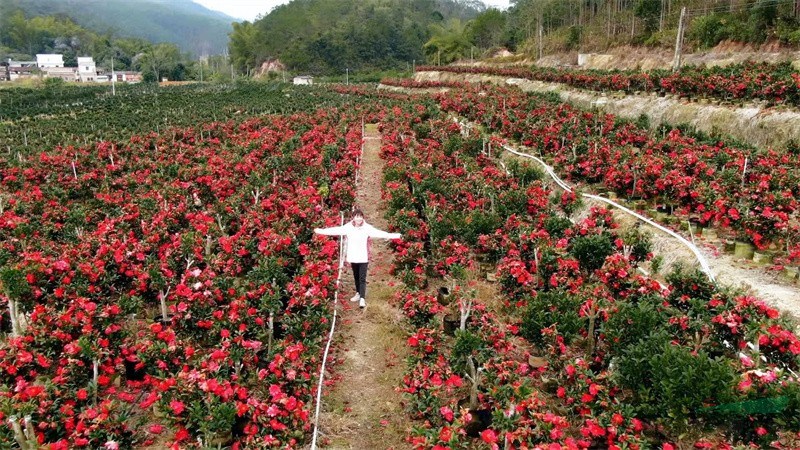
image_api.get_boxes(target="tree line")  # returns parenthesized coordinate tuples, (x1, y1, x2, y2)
(231, 0, 800, 75)
(0, 6, 239, 82)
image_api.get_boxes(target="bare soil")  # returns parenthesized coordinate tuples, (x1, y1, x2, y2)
(314, 125, 409, 449)
(516, 41, 800, 71)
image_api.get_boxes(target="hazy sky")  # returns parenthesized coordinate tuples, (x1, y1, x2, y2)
(194, 0, 511, 22)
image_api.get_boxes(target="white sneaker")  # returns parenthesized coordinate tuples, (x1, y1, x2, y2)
(359, 298, 366, 308)
(350, 294, 360, 302)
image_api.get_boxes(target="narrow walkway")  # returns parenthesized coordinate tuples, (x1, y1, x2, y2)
(316, 124, 409, 449)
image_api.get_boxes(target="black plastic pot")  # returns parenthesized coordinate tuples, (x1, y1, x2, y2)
(0, 310, 10, 333)
(442, 313, 460, 336)
(152, 314, 173, 326)
(463, 408, 492, 437)
(232, 414, 250, 438)
(436, 286, 452, 306)
(124, 358, 147, 381)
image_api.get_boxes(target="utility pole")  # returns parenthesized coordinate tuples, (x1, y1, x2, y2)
(346, 68, 349, 85)
(673, 7, 687, 72)
(538, 22, 544, 61)
(111, 56, 115, 96)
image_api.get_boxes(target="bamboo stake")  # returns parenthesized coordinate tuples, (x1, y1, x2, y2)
(159, 286, 171, 323)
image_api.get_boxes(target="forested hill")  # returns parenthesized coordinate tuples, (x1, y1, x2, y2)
(228, 0, 490, 75)
(0, 0, 235, 56)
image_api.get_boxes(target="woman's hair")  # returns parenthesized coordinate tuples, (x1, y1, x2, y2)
(352, 208, 364, 219)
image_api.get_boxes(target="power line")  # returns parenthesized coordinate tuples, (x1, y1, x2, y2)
(682, 0, 798, 17)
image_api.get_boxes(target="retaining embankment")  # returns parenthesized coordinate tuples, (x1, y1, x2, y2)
(413, 70, 800, 150)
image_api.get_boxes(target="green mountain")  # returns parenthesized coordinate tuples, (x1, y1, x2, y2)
(0, 0, 235, 56)
(229, 0, 489, 75)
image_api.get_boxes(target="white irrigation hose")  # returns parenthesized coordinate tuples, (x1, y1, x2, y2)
(501, 144, 716, 283)
(309, 212, 345, 450)
(310, 123, 365, 449)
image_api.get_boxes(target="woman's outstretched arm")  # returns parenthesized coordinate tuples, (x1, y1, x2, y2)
(314, 225, 349, 236)
(366, 224, 401, 240)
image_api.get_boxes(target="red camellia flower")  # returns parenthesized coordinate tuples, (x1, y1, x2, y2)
(439, 406, 454, 422)
(439, 426, 452, 442)
(480, 428, 498, 444)
(170, 400, 185, 415)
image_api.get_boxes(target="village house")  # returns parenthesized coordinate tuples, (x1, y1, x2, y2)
(77, 56, 97, 82)
(42, 67, 78, 82)
(293, 75, 313, 85)
(2, 54, 142, 83)
(110, 71, 142, 83)
(36, 54, 64, 68)
(5, 59, 37, 81)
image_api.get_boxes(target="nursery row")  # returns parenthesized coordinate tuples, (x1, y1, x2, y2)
(416, 60, 800, 108)
(0, 90, 386, 447)
(0, 82, 351, 151)
(424, 83, 800, 264)
(371, 98, 800, 448)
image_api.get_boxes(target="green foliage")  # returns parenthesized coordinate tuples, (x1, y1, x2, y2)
(666, 263, 716, 304)
(520, 290, 584, 345)
(0, 0, 232, 57)
(425, 18, 473, 65)
(0, 6, 198, 79)
(450, 329, 489, 375)
(634, 113, 650, 130)
(569, 232, 614, 273)
(466, 8, 506, 50)
(544, 215, 572, 239)
(689, 13, 740, 48)
(506, 159, 544, 187)
(565, 25, 582, 51)
(614, 331, 737, 426)
(650, 254, 664, 275)
(634, 0, 662, 35)
(0, 266, 31, 300)
(602, 296, 665, 356)
(234, 0, 483, 75)
(622, 228, 652, 263)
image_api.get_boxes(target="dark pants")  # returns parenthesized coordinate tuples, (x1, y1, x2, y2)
(351, 262, 368, 299)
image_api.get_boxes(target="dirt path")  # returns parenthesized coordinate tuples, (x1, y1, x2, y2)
(315, 125, 409, 449)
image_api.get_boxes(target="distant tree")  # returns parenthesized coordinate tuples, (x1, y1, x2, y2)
(634, 0, 662, 35)
(424, 18, 471, 64)
(136, 43, 181, 81)
(229, 21, 259, 73)
(467, 8, 506, 50)
(6, 10, 40, 56)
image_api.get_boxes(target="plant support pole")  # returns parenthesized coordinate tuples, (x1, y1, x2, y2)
(673, 7, 687, 72)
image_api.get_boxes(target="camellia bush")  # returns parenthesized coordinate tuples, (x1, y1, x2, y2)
(431, 83, 800, 260)
(0, 85, 388, 447)
(412, 60, 800, 107)
(362, 89, 800, 448)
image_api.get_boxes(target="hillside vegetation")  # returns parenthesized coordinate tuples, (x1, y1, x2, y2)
(230, 0, 800, 76)
(503, 0, 800, 56)
(0, 0, 234, 56)
(228, 0, 491, 75)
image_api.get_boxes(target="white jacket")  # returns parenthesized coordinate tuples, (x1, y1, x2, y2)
(314, 221, 401, 263)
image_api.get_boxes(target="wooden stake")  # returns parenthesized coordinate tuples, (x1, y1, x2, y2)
(673, 7, 687, 72)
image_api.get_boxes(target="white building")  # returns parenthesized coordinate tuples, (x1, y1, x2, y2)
(293, 75, 313, 85)
(42, 67, 77, 82)
(77, 57, 96, 82)
(36, 54, 64, 68)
